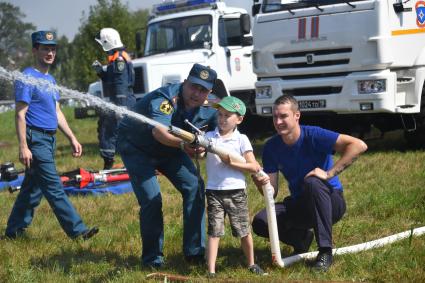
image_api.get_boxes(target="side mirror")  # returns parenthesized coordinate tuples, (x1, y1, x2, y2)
(241, 36, 253, 47)
(252, 3, 261, 16)
(240, 14, 251, 35)
(393, 3, 412, 13)
(135, 31, 142, 57)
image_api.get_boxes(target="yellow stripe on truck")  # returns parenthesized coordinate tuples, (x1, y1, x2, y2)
(392, 28, 425, 36)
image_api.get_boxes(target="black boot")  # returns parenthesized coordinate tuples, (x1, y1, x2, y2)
(103, 158, 114, 170)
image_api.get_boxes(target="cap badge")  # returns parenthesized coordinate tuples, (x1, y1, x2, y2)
(45, 32, 54, 40)
(200, 70, 209, 80)
(232, 103, 240, 110)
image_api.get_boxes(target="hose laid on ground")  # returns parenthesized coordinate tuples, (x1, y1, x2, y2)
(6, 68, 424, 268)
(279, 226, 425, 267)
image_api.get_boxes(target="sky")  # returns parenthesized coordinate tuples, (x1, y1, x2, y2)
(6, 0, 251, 40)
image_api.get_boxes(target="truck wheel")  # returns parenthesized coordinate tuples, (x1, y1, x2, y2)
(404, 88, 425, 148)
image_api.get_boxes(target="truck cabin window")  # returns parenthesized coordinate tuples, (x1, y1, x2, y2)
(218, 17, 244, 47)
(144, 15, 212, 56)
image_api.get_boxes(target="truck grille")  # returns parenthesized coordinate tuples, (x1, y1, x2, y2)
(134, 66, 145, 94)
(274, 48, 352, 69)
(282, 86, 342, 96)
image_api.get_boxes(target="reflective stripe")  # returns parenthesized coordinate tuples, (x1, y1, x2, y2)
(392, 28, 425, 36)
(108, 50, 131, 63)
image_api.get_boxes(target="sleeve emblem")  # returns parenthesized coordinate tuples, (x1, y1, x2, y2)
(159, 100, 173, 115)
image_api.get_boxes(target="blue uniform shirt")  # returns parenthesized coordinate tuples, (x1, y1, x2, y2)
(118, 83, 217, 156)
(263, 125, 343, 199)
(15, 67, 59, 130)
(101, 50, 135, 107)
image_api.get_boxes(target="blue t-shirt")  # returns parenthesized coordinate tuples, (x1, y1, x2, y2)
(15, 67, 59, 130)
(118, 83, 217, 156)
(262, 125, 343, 199)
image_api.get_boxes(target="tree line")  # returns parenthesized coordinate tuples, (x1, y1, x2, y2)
(0, 0, 149, 100)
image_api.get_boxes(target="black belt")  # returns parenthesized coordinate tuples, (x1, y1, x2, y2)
(28, 126, 56, 135)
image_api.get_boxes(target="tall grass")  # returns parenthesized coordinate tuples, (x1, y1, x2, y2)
(0, 107, 424, 282)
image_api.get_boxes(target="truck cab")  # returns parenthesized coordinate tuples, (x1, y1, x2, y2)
(252, 0, 425, 143)
(84, 0, 257, 116)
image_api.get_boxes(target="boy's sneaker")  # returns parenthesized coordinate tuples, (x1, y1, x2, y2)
(207, 272, 216, 278)
(248, 264, 268, 275)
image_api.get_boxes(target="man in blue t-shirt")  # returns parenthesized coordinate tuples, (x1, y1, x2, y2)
(4, 31, 98, 240)
(252, 94, 367, 271)
(116, 63, 218, 268)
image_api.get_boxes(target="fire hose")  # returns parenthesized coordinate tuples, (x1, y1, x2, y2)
(7, 72, 423, 267)
(165, 124, 425, 267)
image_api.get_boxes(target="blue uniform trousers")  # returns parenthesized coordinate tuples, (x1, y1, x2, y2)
(120, 143, 205, 266)
(252, 176, 346, 249)
(98, 111, 119, 161)
(5, 129, 87, 238)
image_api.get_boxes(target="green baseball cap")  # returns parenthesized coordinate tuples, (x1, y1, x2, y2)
(214, 96, 246, 116)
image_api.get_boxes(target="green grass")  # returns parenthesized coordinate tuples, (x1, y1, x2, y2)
(1, 107, 425, 282)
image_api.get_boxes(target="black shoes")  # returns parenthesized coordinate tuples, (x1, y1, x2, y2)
(103, 158, 114, 170)
(313, 250, 333, 272)
(292, 229, 314, 255)
(184, 254, 205, 265)
(81, 227, 99, 240)
(4, 229, 26, 239)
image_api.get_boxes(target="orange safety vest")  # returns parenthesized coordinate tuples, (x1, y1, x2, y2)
(107, 50, 131, 63)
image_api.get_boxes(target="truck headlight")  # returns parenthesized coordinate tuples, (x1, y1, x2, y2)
(357, 79, 386, 94)
(256, 86, 272, 99)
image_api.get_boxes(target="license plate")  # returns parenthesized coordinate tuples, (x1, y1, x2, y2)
(298, 100, 326, 109)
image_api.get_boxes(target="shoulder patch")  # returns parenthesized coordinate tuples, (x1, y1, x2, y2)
(159, 100, 173, 115)
(116, 60, 125, 72)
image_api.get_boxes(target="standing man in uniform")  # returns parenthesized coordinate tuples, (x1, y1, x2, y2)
(92, 27, 136, 169)
(4, 31, 98, 240)
(252, 94, 367, 271)
(116, 64, 218, 268)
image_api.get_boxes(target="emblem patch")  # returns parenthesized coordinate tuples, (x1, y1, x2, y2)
(200, 70, 209, 80)
(116, 60, 125, 72)
(159, 100, 173, 115)
(46, 32, 54, 40)
(416, 1, 425, 27)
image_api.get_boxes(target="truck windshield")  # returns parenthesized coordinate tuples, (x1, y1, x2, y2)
(144, 15, 212, 56)
(262, 0, 364, 13)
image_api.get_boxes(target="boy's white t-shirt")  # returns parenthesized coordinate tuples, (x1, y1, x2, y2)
(205, 127, 253, 191)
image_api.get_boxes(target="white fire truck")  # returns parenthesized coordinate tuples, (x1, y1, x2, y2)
(81, 0, 257, 119)
(252, 0, 425, 144)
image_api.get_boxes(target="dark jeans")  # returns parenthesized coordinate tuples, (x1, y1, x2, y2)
(117, 138, 205, 266)
(252, 176, 346, 249)
(5, 129, 87, 238)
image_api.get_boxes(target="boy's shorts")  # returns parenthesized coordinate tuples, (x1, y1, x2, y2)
(206, 189, 250, 238)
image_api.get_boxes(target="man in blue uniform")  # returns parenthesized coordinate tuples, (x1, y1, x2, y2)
(252, 94, 367, 271)
(117, 64, 218, 268)
(4, 31, 98, 240)
(92, 28, 136, 169)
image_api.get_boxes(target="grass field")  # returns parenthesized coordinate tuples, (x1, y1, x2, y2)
(0, 107, 424, 282)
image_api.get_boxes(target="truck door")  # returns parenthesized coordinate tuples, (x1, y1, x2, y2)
(218, 15, 256, 91)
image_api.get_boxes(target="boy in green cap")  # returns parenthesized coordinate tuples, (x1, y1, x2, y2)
(204, 96, 267, 277)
